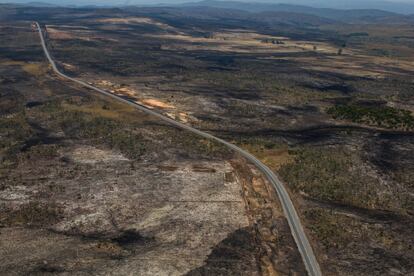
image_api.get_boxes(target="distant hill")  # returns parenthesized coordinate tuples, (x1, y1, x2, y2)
(272, 0, 414, 15)
(180, 0, 410, 23)
(2, 0, 413, 24)
(24, 2, 58, 7)
(3, 0, 414, 14)
(129, 5, 338, 28)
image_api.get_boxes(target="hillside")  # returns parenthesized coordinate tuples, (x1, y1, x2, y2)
(181, 0, 412, 23)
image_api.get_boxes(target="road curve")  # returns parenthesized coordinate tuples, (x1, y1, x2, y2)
(34, 22, 322, 276)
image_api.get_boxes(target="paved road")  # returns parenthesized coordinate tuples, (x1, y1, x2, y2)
(34, 22, 322, 276)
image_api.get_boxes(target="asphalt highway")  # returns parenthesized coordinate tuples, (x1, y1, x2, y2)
(34, 22, 322, 276)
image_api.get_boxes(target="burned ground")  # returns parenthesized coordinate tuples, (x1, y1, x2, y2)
(0, 22, 304, 276)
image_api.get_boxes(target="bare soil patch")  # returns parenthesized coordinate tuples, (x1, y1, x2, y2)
(68, 145, 129, 164)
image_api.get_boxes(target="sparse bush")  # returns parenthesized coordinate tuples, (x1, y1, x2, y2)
(304, 209, 352, 249)
(56, 110, 147, 159)
(279, 147, 398, 210)
(1, 201, 63, 227)
(327, 104, 414, 130)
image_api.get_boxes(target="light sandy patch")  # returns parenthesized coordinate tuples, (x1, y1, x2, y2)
(96, 81, 139, 98)
(0, 186, 33, 202)
(96, 17, 180, 33)
(69, 146, 129, 164)
(94, 81, 178, 112)
(141, 99, 175, 109)
(97, 82, 140, 99)
(45, 25, 115, 42)
(62, 63, 75, 70)
(165, 112, 175, 119)
(211, 30, 287, 41)
(116, 87, 137, 97)
(45, 26, 75, 40)
(98, 17, 158, 25)
(178, 112, 189, 123)
(97, 80, 115, 87)
(53, 212, 112, 235)
(165, 111, 191, 123)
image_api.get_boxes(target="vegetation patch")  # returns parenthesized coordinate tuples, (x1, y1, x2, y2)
(327, 103, 414, 130)
(55, 110, 147, 159)
(278, 146, 400, 210)
(0, 201, 64, 227)
(20, 144, 60, 160)
(0, 113, 34, 166)
(21, 62, 48, 77)
(241, 142, 294, 171)
(62, 99, 139, 121)
(304, 208, 353, 249)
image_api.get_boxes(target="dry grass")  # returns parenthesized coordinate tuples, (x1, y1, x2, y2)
(141, 99, 175, 109)
(0, 60, 47, 77)
(96, 17, 179, 33)
(266, 54, 414, 78)
(61, 100, 146, 122)
(69, 145, 129, 164)
(321, 24, 414, 62)
(151, 30, 337, 54)
(22, 63, 48, 77)
(45, 26, 75, 40)
(241, 143, 294, 171)
(45, 25, 115, 42)
(98, 17, 160, 26)
(0, 60, 24, 66)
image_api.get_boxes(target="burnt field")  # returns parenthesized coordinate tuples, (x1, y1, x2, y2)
(1, 4, 414, 276)
(0, 18, 305, 276)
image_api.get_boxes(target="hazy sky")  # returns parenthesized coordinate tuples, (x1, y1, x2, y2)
(2, 0, 414, 3)
(2, 0, 414, 9)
